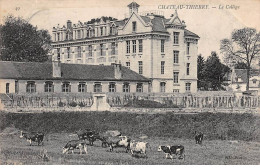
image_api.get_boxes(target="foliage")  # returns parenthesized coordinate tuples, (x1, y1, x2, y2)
(197, 52, 230, 91)
(220, 27, 260, 90)
(0, 112, 259, 141)
(197, 54, 206, 90)
(0, 15, 51, 62)
(68, 101, 77, 107)
(234, 61, 248, 69)
(124, 99, 179, 108)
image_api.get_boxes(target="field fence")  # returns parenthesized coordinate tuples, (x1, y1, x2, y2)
(1, 93, 259, 110)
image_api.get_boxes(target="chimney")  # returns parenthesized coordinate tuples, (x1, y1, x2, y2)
(112, 63, 122, 79)
(67, 20, 72, 30)
(52, 60, 61, 78)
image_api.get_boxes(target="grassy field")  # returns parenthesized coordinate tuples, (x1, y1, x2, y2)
(0, 111, 259, 164)
(0, 132, 260, 165)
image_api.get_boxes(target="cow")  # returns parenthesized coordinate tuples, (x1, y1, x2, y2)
(195, 131, 203, 144)
(106, 136, 131, 152)
(76, 130, 97, 146)
(20, 131, 44, 146)
(129, 141, 151, 158)
(158, 145, 185, 160)
(62, 140, 87, 154)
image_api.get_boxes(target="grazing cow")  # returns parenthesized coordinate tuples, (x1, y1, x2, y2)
(129, 141, 151, 158)
(195, 131, 203, 144)
(76, 130, 97, 146)
(62, 140, 87, 154)
(158, 145, 185, 160)
(106, 136, 131, 152)
(20, 131, 44, 146)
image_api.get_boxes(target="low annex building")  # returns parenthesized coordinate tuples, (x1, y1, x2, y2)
(0, 61, 150, 94)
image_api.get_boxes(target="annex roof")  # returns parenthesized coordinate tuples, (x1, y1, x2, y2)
(0, 61, 150, 82)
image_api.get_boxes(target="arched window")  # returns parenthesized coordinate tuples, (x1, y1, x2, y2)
(160, 82, 166, 93)
(123, 83, 130, 92)
(45, 81, 54, 92)
(26, 81, 36, 93)
(78, 82, 86, 92)
(62, 82, 71, 92)
(136, 83, 143, 92)
(109, 82, 116, 92)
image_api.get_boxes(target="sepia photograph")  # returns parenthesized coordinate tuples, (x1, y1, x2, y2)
(0, 0, 259, 165)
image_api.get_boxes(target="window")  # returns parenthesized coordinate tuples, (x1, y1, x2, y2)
(136, 83, 143, 92)
(132, 40, 136, 53)
(173, 51, 179, 63)
(15, 81, 18, 93)
(6, 83, 9, 93)
(77, 30, 81, 39)
(123, 83, 130, 92)
(126, 62, 130, 69)
(173, 89, 179, 93)
(187, 42, 190, 55)
(132, 21, 136, 32)
(57, 48, 61, 61)
(66, 32, 69, 40)
(173, 32, 179, 44)
(139, 40, 143, 53)
(78, 82, 86, 92)
(109, 82, 116, 92)
(186, 83, 191, 92)
(44, 82, 54, 92)
(161, 40, 165, 53)
(161, 61, 165, 74)
(160, 82, 166, 92)
(89, 45, 92, 57)
(126, 41, 130, 54)
(187, 63, 190, 75)
(62, 82, 71, 92)
(77, 46, 81, 58)
(100, 27, 103, 36)
(100, 44, 104, 56)
(94, 82, 102, 92)
(67, 47, 70, 58)
(252, 79, 257, 84)
(138, 61, 143, 75)
(26, 81, 36, 93)
(111, 42, 116, 55)
(57, 33, 60, 41)
(173, 72, 179, 83)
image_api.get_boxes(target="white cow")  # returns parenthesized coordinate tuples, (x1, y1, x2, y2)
(130, 141, 150, 158)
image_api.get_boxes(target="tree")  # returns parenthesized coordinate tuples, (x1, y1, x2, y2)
(202, 52, 230, 91)
(197, 54, 206, 90)
(0, 15, 52, 62)
(220, 27, 260, 90)
(234, 61, 248, 69)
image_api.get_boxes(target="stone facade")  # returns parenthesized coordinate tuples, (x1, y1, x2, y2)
(51, 2, 200, 93)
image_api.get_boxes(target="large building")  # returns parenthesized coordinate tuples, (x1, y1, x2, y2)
(51, 2, 200, 93)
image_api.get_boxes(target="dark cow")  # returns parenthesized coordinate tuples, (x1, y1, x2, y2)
(195, 131, 203, 144)
(20, 131, 44, 146)
(76, 130, 96, 145)
(158, 145, 185, 160)
(106, 136, 131, 152)
(62, 140, 87, 154)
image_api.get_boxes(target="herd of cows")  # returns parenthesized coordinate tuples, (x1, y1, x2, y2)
(19, 130, 204, 160)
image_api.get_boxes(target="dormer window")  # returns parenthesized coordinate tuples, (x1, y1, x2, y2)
(132, 21, 136, 32)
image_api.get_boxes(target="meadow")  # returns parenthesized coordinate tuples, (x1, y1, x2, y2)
(0, 111, 259, 164)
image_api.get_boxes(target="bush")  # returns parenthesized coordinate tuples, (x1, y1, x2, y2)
(68, 101, 77, 107)
(0, 112, 259, 141)
(124, 99, 179, 108)
(58, 101, 66, 107)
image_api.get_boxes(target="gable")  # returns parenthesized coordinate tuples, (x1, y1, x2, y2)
(120, 12, 152, 34)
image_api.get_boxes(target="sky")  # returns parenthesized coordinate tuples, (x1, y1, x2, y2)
(0, 0, 259, 60)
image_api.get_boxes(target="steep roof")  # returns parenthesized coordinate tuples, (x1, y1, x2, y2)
(184, 29, 200, 38)
(0, 61, 149, 82)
